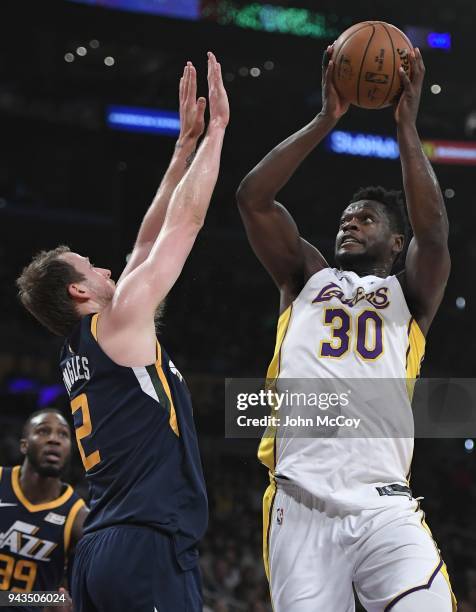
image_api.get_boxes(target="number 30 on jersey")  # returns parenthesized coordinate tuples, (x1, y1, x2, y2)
(319, 307, 383, 361)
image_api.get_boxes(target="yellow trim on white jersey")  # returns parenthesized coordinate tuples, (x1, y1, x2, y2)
(259, 305, 293, 591)
(258, 305, 293, 472)
(262, 479, 277, 583)
(405, 317, 426, 398)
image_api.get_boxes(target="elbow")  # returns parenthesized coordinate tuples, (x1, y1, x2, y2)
(236, 176, 270, 213)
(236, 178, 251, 208)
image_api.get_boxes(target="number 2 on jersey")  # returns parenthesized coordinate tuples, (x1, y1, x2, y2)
(319, 307, 383, 360)
(71, 393, 101, 471)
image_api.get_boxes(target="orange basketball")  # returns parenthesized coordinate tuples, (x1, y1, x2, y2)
(332, 21, 413, 109)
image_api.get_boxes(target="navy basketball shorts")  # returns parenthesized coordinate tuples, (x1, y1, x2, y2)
(71, 525, 202, 612)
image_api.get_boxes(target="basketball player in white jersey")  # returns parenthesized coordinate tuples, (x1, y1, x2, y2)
(236, 45, 455, 612)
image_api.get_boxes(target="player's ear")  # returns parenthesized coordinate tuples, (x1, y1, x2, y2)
(68, 283, 91, 300)
(20, 438, 28, 456)
(392, 233, 404, 256)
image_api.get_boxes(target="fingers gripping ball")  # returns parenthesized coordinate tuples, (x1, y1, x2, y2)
(332, 21, 413, 109)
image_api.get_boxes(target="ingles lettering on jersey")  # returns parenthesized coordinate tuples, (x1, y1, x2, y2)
(312, 282, 390, 309)
(62, 356, 90, 395)
(0, 520, 56, 561)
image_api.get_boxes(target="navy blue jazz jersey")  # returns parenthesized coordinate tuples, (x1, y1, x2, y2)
(59, 313, 208, 570)
(0, 466, 84, 607)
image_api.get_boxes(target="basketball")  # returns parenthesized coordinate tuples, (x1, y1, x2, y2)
(332, 21, 413, 109)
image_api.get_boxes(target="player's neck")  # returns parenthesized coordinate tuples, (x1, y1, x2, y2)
(19, 462, 63, 504)
(343, 262, 391, 278)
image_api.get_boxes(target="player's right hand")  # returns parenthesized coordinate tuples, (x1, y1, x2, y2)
(321, 44, 350, 120)
(179, 61, 206, 140)
(207, 52, 229, 129)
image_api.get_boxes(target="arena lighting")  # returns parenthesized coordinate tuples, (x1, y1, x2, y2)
(67, 0, 341, 38)
(107, 105, 180, 136)
(422, 140, 476, 165)
(327, 131, 400, 160)
(203, 1, 340, 38)
(404, 26, 452, 51)
(7, 378, 36, 393)
(67, 0, 200, 20)
(38, 385, 64, 407)
(427, 32, 451, 50)
(327, 131, 476, 166)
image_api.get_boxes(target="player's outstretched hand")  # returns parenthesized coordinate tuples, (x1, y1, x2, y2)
(394, 47, 425, 126)
(207, 52, 229, 130)
(179, 61, 206, 141)
(321, 44, 350, 120)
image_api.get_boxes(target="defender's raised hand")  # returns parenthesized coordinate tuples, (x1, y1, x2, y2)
(207, 52, 229, 129)
(179, 61, 206, 140)
(394, 47, 425, 125)
(321, 44, 350, 120)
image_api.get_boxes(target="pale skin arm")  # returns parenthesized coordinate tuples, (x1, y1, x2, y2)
(396, 49, 450, 335)
(98, 53, 229, 366)
(117, 62, 207, 284)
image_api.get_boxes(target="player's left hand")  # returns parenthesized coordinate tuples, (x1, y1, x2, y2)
(178, 61, 207, 141)
(207, 51, 229, 129)
(394, 47, 425, 126)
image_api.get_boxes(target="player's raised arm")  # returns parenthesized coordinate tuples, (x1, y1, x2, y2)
(117, 61, 207, 284)
(396, 48, 450, 335)
(236, 46, 349, 308)
(99, 52, 228, 361)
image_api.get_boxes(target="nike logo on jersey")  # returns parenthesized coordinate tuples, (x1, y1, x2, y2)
(0, 500, 17, 508)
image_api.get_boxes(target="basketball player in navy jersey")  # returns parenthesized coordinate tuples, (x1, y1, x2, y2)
(16, 53, 229, 612)
(0, 409, 87, 612)
(237, 46, 455, 610)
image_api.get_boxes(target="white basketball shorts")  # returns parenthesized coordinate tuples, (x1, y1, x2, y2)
(263, 481, 456, 611)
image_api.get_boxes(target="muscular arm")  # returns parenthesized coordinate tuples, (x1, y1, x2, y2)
(236, 114, 335, 305)
(396, 50, 450, 335)
(99, 53, 229, 365)
(118, 63, 206, 284)
(236, 47, 349, 311)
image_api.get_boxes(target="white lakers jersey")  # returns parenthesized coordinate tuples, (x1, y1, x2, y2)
(258, 267, 426, 511)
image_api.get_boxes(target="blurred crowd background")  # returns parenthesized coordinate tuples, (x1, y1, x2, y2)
(2, 0, 476, 609)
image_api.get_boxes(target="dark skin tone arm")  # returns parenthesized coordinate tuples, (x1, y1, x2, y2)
(236, 47, 349, 313)
(395, 49, 451, 336)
